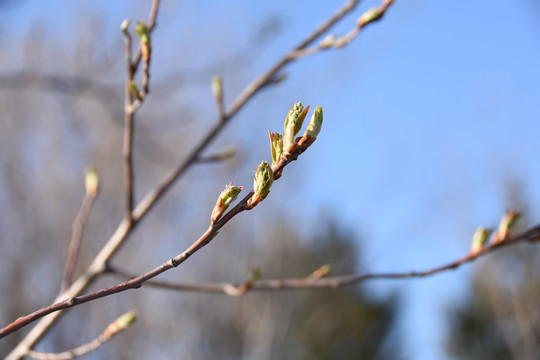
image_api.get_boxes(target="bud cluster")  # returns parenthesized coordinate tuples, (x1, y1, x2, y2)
(270, 102, 324, 165)
(210, 102, 323, 220)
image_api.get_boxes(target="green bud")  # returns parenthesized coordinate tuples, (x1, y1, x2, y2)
(135, 22, 151, 61)
(321, 35, 336, 49)
(268, 130, 283, 165)
(470, 227, 492, 254)
(105, 311, 137, 337)
(85, 167, 99, 196)
(359, 7, 383, 26)
(211, 182, 243, 223)
(129, 80, 141, 100)
(493, 209, 520, 244)
(304, 106, 323, 139)
(212, 75, 222, 103)
(253, 161, 273, 198)
(115, 311, 138, 330)
(135, 22, 150, 44)
(247, 268, 262, 285)
(309, 264, 332, 279)
(284, 102, 310, 148)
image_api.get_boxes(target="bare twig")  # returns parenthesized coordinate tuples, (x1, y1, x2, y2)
(60, 169, 99, 293)
(5, 1, 395, 358)
(27, 311, 136, 360)
(106, 225, 540, 295)
(0, 134, 317, 338)
(289, 0, 395, 59)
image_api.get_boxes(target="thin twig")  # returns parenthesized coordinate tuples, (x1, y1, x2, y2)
(122, 22, 136, 223)
(289, 0, 395, 59)
(5, 1, 394, 358)
(131, 0, 160, 74)
(108, 225, 540, 295)
(5, 1, 161, 357)
(60, 171, 98, 293)
(0, 136, 317, 338)
(27, 311, 136, 360)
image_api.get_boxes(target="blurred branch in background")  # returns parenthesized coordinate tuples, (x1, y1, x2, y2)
(60, 168, 99, 293)
(27, 311, 136, 360)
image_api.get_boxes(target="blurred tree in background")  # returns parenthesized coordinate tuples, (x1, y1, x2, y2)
(447, 246, 540, 360)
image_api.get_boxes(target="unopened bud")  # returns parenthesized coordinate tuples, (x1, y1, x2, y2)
(358, 7, 383, 27)
(211, 182, 243, 223)
(129, 80, 141, 100)
(135, 22, 151, 61)
(470, 227, 492, 254)
(321, 35, 336, 48)
(85, 167, 99, 196)
(212, 75, 223, 103)
(249, 161, 273, 207)
(309, 264, 332, 279)
(247, 268, 262, 285)
(283, 102, 310, 149)
(268, 130, 283, 165)
(120, 19, 130, 32)
(105, 311, 137, 338)
(304, 106, 323, 139)
(493, 209, 520, 244)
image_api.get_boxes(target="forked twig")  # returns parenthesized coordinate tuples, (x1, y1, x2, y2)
(5, 1, 395, 358)
(0, 132, 318, 337)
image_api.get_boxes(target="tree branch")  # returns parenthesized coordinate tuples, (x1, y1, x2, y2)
(5, 1, 395, 357)
(60, 169, 99, 293)
(122, 20, 136, 223)
(289, 0, 394, 59)
(107, 225, 540, 294)
(0, 137, 317, 338)
(27, 311, 136, 360)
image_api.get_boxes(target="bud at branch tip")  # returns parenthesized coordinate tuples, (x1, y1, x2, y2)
(85, 167, 99, 196)
(304, 106, 323, 140)
(284, 102, 310, 149)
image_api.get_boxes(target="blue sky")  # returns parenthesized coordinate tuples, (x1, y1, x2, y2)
(2, 0, 540, 359)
